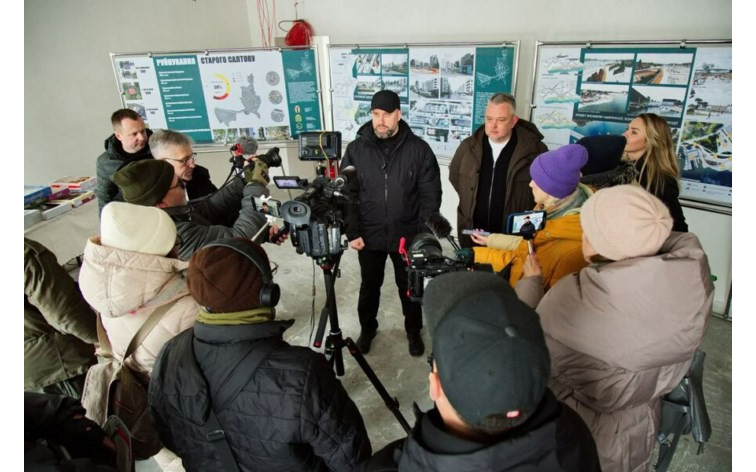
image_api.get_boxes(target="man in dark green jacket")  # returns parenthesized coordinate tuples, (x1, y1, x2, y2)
(95, 109, 153, 214)
(24, 238, 97, 398)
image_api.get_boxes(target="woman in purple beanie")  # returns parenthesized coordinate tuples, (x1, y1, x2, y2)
(470, 143, 593, 291)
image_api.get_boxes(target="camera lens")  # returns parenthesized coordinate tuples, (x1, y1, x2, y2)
(290, 204, 306, 216)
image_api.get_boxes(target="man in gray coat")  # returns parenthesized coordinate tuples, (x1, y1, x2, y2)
(113, 157, 283, 260)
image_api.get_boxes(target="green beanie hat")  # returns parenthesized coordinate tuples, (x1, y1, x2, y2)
(113, 159, 175, 206)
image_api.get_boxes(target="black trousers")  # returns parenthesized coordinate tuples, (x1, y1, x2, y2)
(357, 249, 422, 336)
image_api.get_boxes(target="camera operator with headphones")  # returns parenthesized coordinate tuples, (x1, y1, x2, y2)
(148, 238, 372, 472)
(112, 130, 287, 260)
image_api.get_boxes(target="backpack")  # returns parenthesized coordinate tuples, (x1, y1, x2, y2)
(81, 300, 178, 460)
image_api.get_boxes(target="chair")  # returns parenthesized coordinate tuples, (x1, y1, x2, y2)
(654, 349, 712, 472)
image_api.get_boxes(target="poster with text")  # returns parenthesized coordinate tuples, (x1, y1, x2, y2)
(329, 44, 516, 159)
(112, 48, 322, 144)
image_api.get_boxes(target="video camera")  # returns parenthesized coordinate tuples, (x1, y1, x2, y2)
(229, 137, 283, 172)
(274, 131, 353, 264)
(401, 213, 477, 301)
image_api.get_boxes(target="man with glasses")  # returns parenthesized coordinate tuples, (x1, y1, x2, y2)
(150, 129, 218, 200)
(112, 158, 283, 260)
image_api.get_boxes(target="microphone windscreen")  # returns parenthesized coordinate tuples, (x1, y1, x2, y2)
(425, 212, 453, 239)
(238, 136, 259, 155)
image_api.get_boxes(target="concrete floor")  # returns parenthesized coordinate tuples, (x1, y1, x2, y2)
(137, 214, 733, 471)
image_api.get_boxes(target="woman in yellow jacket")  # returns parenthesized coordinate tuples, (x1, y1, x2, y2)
(471, 144, 592, 291)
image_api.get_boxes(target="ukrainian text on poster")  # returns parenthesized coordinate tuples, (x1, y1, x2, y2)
(112, 48, 322, 144)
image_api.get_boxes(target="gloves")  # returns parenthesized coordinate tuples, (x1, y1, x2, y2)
(244, 160, 270, 186)
(456, 248, 474, 265)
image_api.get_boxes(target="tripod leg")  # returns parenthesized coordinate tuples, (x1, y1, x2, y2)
(344, 337, 412, 433)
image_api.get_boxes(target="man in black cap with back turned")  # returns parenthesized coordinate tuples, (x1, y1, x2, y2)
(340, 89, 442, 357)
(358, 271, 600, 471)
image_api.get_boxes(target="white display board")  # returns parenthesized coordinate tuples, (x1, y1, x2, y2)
(530, 41, 731, 209)
(111, 47, 324, 145)
(329, 42, 519, 159)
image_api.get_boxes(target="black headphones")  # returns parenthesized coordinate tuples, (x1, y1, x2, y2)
(203, 238, 280, 307)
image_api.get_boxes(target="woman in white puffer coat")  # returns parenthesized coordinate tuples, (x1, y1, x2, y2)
(79, 201, 198, 378)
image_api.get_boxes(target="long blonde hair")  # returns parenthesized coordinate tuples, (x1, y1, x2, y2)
(632, 113, 681, 195)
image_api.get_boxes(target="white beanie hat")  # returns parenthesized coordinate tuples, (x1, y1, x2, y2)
(101, 202, 177, 256)
(580, 185, 673, 261)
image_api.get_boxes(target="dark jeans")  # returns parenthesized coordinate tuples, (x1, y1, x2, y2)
(357, 249, 422, 336)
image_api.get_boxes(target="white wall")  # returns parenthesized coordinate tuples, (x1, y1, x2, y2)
(25, 0, 255, 185)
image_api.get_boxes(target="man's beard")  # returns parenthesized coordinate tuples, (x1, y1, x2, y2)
(374, 124, 398, 139)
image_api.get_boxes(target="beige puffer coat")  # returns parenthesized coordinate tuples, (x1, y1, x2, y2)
(78, 237, 198, 377)
(516, 232, 713, 472)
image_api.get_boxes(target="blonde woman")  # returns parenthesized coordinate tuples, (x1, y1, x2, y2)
(623, 113, 688, 231)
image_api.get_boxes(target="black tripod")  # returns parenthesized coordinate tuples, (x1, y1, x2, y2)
(312, 253, 411, 433)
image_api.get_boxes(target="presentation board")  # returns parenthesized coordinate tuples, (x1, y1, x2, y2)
(530, 40, 732, 208)
(328, 42, 519, 159)
(110, 47, 323, 145)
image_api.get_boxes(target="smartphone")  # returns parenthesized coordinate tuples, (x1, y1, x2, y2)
(505, 210, 546, 236)
(273, 176, 305, 189)
(253, 196, 282, 218)
(462, 229, 491, 236)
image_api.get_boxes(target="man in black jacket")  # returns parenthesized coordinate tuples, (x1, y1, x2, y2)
(149, 128, 219, 201)
(148, 238, 372, 471)
(112, 158, 283, 260)
(358, 272, 600, 472)
(94, 109, 219, 214)
(340, 90, 442, 357)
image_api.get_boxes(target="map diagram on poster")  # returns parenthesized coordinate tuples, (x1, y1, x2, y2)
(329, 42, 517, 160)
(531, 43, 731, 207)
(111, 48, 322, 145)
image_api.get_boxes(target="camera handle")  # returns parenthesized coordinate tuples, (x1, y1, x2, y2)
(313, 253, 411, 434)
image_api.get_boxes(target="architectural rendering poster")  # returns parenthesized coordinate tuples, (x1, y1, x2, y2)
(112, 49, 322, 144)
(329, 44, 516, 158)
(531, 45, 731, 207)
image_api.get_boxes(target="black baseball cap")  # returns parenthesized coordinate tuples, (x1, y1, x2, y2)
(370, 90, 401, 113)
(423, 271, 551, 432)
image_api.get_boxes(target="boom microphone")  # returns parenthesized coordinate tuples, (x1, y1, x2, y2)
(424, 212, 461, 251)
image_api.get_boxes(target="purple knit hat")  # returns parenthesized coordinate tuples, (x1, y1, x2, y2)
(529, 144, 589, 199)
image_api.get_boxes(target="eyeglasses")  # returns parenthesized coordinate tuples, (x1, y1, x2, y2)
(164, 153, 197, 165)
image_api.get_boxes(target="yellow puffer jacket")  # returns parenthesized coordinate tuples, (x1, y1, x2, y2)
(474, 214, 586, 291)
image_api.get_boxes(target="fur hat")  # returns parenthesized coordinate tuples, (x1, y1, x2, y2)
(529, 144, 589, 199)
(113, 159, 175, 206)
(580, 185, 673, 261)
(187, 238, 271, 313)
(100, 202, 176, 256)
(423, 272, 550, 432)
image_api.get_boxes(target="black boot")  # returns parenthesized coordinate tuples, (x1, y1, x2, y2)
(407, 332, 425, 357)
(356, 329, 377, 354)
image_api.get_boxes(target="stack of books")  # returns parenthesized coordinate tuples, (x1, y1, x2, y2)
(24, 177, 98, 226)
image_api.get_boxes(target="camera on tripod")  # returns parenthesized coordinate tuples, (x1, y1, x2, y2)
(273, 131, 354, 263)
(405, 232, 473, 301)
